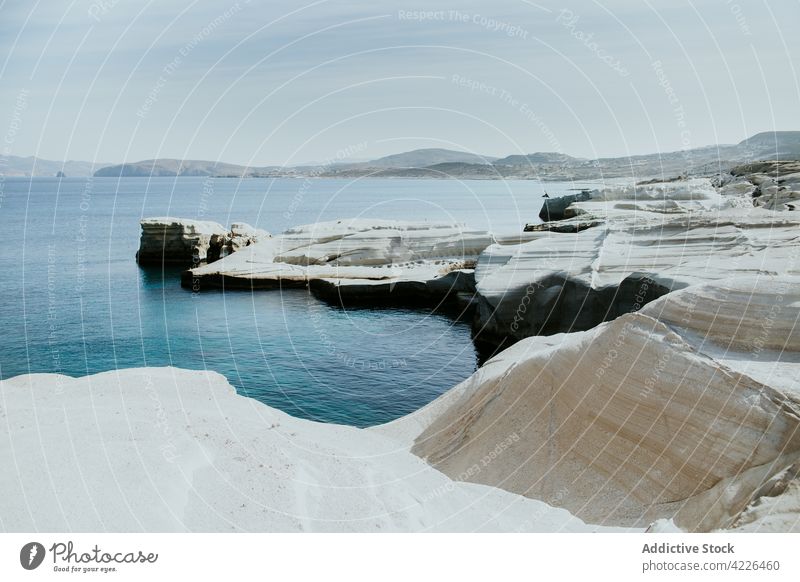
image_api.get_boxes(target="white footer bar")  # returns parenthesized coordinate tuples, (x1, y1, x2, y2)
(1, 533, 797, 581)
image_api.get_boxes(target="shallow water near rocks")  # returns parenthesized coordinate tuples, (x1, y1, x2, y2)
(0, 176, 588, 426)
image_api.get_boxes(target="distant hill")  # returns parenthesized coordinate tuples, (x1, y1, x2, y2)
(92, 149, 500, 178)
(4, 131, 799, 181)
(86, 131, 800, 180)
(365, 148, 497, 168)
(493, 152, 581, 166)
(94, 158, 279, 178)
(360, 162, 503, 178)
(322, 132, 799, 180)
(738, 131, 800, 158)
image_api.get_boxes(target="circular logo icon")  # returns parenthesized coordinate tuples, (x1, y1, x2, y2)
(20, 542, 46, 570)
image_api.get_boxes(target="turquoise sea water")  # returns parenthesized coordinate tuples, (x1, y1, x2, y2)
(0, 176, 585, 426)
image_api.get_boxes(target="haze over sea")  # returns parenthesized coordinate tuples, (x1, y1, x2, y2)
(0, 176, 592, 426)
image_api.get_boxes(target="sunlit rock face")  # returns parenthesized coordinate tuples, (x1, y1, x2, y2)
(409, 277, 800, 531)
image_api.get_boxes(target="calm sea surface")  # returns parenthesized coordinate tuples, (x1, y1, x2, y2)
(0, 176, 592, 426)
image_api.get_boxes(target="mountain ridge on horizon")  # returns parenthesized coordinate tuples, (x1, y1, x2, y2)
(2, 131, 798, 179)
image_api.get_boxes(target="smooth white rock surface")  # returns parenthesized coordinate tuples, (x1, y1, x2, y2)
(189, 218, 494, 290)
(0, 367, 619, 532)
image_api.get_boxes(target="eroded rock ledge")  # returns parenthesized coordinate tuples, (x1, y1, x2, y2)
(180, 219, 493, 307)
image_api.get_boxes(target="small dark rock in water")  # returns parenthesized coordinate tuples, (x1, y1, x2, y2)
(56, 171, 66, 178)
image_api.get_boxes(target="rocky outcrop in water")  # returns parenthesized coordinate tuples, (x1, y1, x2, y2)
(137, 217, 229, 266)
(137, 218, 269, 267)
(183, 219, 493, 305)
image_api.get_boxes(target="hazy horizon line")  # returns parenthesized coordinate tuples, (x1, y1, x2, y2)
(6, 128, 796, 169)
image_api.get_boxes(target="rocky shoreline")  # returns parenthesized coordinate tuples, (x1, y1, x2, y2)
(3, 166, 799, 532)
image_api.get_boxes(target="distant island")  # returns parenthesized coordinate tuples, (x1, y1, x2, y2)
(3, 131, 799, 180)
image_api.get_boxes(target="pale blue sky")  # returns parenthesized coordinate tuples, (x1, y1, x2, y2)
(0, 0, 798, 165)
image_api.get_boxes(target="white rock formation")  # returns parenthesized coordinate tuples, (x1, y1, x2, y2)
(186, 219, 493, 302)
(218, 222, 271, 259)
(137, 217, 229, 265)
(137, 218, 270, 266)
(399, 276, 800, 531)
(730, 160, 800, 211)
(231, 222, 270, 239)
(0, 368, 620, 532)
(568, 178, 733, 218)
(474, 208, 800, 345)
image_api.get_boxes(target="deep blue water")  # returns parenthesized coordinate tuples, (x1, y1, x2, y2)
(0, 176, 585, 426)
